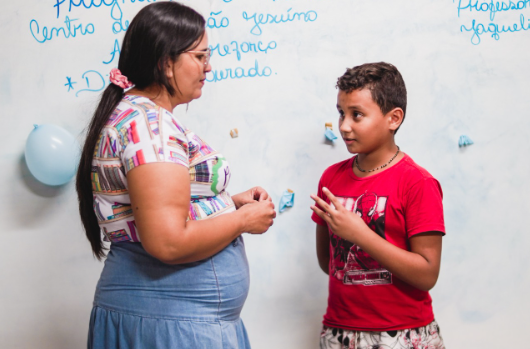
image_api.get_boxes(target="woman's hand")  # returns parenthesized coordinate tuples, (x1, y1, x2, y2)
(129, 164, 273, 264)
(310, 187, 371, 244)
(237, 200, 276, 234)
(232, 186, 271, 208)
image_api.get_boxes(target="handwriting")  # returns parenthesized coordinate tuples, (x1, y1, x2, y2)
(210, 40, 277, 61)
(30, 16, 95, 43)
(242, 8, 318, 35)
(456, 0, 530, 21)
(206, 60, 272, 83)
(76, 70, 107, 96)
(111, 1, 130, 34)
(53, 0, 158, 18)
(64, 77, 77, 91)
(208, 11, 229, 29)
(460, 13, 530, 44)
(103, 39, 121, 64)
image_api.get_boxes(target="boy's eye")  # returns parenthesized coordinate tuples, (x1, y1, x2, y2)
(353, 111, 363, 118)
(338, 110, 345, 118)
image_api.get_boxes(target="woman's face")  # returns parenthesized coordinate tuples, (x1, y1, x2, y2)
(169, 32, 212, 105)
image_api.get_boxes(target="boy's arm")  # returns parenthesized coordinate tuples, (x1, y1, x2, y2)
(311, 187, 442, 291)
(316, 223, 330, 275)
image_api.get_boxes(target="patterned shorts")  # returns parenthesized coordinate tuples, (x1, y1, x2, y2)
(320, 320, 445, 349)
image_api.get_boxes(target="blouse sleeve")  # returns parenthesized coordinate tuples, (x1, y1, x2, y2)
(119, 106, 189, 174)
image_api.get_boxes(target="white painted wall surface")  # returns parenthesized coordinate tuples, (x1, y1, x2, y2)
(1, 0, 529, 348)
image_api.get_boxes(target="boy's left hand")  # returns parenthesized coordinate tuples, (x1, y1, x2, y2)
(310, 187, 370, 244)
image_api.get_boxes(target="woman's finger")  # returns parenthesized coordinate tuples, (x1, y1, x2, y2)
(259, 190, 269, 202)
(251, 186, 267, 201)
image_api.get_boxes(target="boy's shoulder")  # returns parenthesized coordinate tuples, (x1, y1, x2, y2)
(320, 157, 353, 178)
(317, 154, 440, 190)
(396, 154, 442, 196)
(399, 154, 437, 181)
(320, 154, 435, 178)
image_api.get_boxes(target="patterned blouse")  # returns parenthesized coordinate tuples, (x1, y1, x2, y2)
(91, 95, 235, 243)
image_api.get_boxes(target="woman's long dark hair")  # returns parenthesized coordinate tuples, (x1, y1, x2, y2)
(76, 2, 205, 259)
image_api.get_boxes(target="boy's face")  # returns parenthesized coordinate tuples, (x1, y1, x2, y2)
(337, 88, 395, 154)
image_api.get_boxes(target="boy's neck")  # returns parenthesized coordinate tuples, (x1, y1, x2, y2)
(353, 143, 404, 177)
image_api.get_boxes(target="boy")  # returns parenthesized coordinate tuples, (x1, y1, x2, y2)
(310, 62, 445, 349)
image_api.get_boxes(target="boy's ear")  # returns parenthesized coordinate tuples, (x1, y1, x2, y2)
(387, 108, 404, 132)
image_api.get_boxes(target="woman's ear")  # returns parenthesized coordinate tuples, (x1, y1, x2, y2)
(387, 108, 404, 132)
(164, 59, 175, 79)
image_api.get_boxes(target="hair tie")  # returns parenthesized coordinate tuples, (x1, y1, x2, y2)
(109, 68, 133, 89)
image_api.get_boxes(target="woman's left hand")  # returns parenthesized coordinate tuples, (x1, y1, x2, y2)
(232, 186, 272, 209)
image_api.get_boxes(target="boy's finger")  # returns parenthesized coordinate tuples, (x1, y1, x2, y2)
(310, 194, 332, 213)
(310, 205, 331, 223)
(322, 187, 340, 206)
(323, 188, 345, 212)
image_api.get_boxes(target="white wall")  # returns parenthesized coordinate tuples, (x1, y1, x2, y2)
(1, 0, 530, 348)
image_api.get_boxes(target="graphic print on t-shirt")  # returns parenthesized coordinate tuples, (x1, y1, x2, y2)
(331, 192, 392, 286)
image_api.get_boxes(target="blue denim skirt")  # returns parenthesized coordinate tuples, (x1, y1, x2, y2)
(88, 236, 251, 349)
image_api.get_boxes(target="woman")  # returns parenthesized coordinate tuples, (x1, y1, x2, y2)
(76, 3, 276, 348)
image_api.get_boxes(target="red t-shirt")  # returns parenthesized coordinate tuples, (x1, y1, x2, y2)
(312, 154, 445, 331)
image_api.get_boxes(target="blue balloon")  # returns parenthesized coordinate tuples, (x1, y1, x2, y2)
(25, 124, 80, 186)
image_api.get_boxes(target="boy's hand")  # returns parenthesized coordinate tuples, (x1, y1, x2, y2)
(312, 188, 443, 292)
(310, 187, 369, 244)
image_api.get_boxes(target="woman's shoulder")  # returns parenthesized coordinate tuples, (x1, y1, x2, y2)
(104, 95, 146, 129)
(105, 95, 188, 136)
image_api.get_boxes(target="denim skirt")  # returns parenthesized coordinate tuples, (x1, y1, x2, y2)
(88, 236, 251, 349)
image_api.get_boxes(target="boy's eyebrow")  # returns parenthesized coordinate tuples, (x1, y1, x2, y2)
(337, 104, 363, 110)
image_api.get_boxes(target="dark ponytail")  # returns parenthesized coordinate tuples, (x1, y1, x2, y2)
(76, 84, 123, 260)
(76, 2, 205, 259)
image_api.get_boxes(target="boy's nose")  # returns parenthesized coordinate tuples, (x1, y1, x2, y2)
(339, 119, 353, 134)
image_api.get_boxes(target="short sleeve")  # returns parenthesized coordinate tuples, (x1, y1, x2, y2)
(404, 177, 445, 237)
(311, 177, 327, 226)
(118, 106, 189, 174)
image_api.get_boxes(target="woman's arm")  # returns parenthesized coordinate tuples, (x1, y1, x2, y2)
(128, 163, 276, 264)
(311, 187, 442, 291)
(316, 223, 330, 275)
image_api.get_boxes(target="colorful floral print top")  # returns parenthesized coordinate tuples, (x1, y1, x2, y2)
(91, 95, 235, 243)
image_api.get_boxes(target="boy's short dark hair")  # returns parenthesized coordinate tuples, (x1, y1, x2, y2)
(337, 62, 407, 133)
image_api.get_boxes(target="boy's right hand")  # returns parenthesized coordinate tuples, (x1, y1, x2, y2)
(238, 200, 276, 234)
